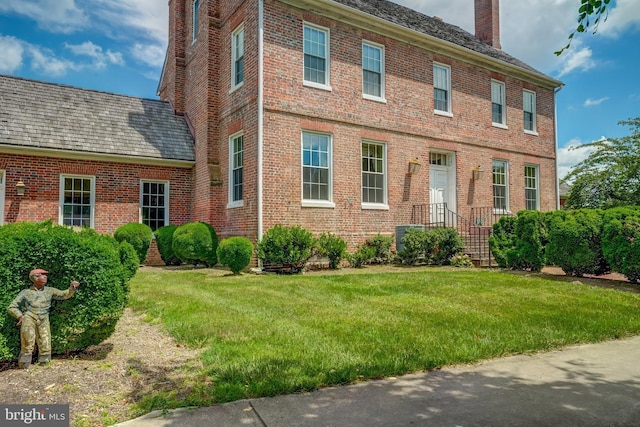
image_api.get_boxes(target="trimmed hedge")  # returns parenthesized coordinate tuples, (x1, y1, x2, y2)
(172, 222, 218, 267)
(155, 225, 181, 266)
(217, 237, 254, 274)
(256, 225, 316, 274)
(113, 222, 153, 264)
(0, 221, 133, 362)
(602, 207, 640, 283)
(545, 209, 609, 277)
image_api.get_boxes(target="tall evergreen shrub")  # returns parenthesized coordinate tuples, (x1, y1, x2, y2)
(602, 207, 640, 282)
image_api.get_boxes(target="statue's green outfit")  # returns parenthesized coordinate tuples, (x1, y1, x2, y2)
(7, 275, 77, 368)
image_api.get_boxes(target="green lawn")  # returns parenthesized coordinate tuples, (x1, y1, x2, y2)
(128, 267, 640, 410)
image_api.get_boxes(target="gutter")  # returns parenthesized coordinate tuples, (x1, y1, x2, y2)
(258, 0, 265, 251)
(554, 85, 564, 210)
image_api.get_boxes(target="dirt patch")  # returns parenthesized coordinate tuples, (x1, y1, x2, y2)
(0, 308, 202, 426)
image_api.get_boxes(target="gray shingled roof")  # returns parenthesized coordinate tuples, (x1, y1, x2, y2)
(0, 75, 195, 163)
(332, 0, 558, 83)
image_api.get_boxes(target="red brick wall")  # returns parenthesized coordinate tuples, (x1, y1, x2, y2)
(0, 154, 192, 234)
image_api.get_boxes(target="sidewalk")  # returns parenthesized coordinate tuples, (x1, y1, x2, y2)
(115, 336, 640, 426)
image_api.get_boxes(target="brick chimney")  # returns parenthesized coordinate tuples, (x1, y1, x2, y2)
(474, 0, 501, 49)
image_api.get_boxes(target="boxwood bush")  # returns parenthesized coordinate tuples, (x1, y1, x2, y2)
(113, 222, 153, 264)
(398, 228, 436, 265)
(217, 237, 254, 274)
(602, 207, 640, 282)
(0, 221, 133, 362)
(172, 222, 218, 267)
(155, 225, 181, 266)
(317, 232, 347, 269)
(256, 224, 316, 274)
(431, 228, 464, 265)
(545, 209, 609, 277)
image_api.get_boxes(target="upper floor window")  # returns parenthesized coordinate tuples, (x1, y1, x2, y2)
(492, 160, 509, 212)
(141, 181, 169, 231)
(525, 165, 539, 210)
(433, 63, 452, 115)
(303, 23, 330, 89)
(362, 141, 387, 208)
(302, 132, 332, 206)
(229, 132, 244, 207)
(491, 80, 506, 127)
(232, 24, 245, 90)
(60, 175, 94, 228)
(362, 41, 384, 101)
(192, 0, 199, 43)
(523, 90, 537, 133)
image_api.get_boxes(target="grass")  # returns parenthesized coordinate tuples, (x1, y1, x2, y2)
(128, 267, 640, 409)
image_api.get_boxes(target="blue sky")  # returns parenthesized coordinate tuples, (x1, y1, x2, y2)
(1, 0, 639, 180)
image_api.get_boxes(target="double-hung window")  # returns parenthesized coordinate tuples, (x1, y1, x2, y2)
(303, 23, 330, 89)
(491, 80, 506, 126)
(232, 24, 245, 90)
(302, 132, 332, 205)
(525, 165, 539, 210)
(433, 63, 452, 115)
(362, 41, 384, 100)
(192, 0, 199, 43)
(229, 132, 244, 207)
(492, 160, 509, 212)
(60, 175, 94, 228)
(141, 181, 169, 231)
(361, 141, 387, 208)
(523, 90, 537, 133)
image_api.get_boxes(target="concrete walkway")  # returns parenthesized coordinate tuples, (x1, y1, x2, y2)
(115, 336, 640, 426)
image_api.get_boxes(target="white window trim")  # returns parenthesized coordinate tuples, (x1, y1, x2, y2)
(59, 174, 96, 229)
(524, 164, 540, 211)
(361, 140, 389, 210)
(140, 180, 170, 229)
(492, 160, 510, 214)
(0, 170, 5, 226)
(491, 79, 507, 128)
(192, 0, 199, 43)
(228, 131, 245, 209)
(433, 62, 452, 116)
(303, 22, 332, 92)
(231, 24, 245, 93)
(523, 90, 538, 135)
(301, 131, 335, 208)
(362, 40, 386, 103)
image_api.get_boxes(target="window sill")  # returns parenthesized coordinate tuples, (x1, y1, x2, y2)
(492, 122, 508, 130)
(227, 201, 244, 209)
(524, 129, 539, 136)
(363, 94, 387, 104)
(302, 200, 335, 208)
(493, 209, 512, 215)
(230, 82, 244, 94)
(434, 110, 453, 118)
(303, 81, 332, 92)
(362, 203, 389, 211)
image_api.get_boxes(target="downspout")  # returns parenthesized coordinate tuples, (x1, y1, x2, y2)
(258, 0, 265, 264)
(554, 85, 563, 210)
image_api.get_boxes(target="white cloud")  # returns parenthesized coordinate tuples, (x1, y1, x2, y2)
(583, 97, 609, 107)
(0, 0, 88, 33)
(0, 35, 24, 73)
(130, 43, 165, 68)
(27, 45, 76, 76)
(557, 138, 603, 180)
(599, 0, 640, 38)
(557, 41, 596, 77)
(64, 41, 124, 68)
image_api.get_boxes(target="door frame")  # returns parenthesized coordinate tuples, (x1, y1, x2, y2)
(428, 151, 457, 215)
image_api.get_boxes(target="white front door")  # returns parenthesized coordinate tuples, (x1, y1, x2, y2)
(0, 171, 5, 225)
(430, 168, 447, 224)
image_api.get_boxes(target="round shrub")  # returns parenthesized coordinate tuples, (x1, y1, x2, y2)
(0, 221, 131, 362)
(155, 225, 181, 266)
(113, 222, 153, 264)
(317, 232, 347, 269)
(256, 224, 316, 274)
(200, 221, 219, 266)
(172, 222, 217, 267)
(398, 228, 435, 265)
(217, 237, 254, 274)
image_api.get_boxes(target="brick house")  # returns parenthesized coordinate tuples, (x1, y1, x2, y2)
(1, 0, 562, 259)
(157, 0, 562, 247)
(0, 76, 194, 236)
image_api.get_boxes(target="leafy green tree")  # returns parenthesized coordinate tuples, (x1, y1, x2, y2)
(564, 117, 640, 209)
(556, 0, 611, 55)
